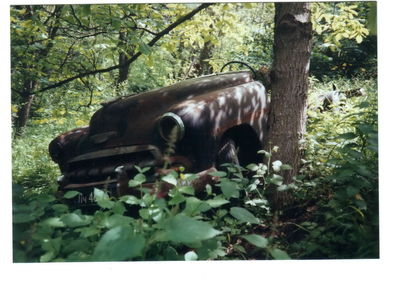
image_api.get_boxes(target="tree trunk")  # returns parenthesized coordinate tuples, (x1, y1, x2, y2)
(197, 40, 214, 75)
(15, 80, 37, 136)
(117, 31, 132, 84)
(267, 3, 312, 209)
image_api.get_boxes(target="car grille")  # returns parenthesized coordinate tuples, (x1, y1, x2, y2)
(63, 145, 162, 185)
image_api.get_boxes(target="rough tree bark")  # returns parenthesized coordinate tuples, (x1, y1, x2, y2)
(267, 2, 312, 209)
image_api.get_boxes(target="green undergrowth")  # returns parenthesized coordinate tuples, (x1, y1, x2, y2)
(13, 154, 292, 262)
(12, 76, 378, 261)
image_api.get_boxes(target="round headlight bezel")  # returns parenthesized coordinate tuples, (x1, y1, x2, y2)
(158, 112, 185, 142)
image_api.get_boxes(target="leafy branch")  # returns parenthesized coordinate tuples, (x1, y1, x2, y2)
(35, 3, 212, 95)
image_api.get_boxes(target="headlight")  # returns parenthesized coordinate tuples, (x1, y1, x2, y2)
(158, 112, 185, 141)
(49, 140, 63, 163)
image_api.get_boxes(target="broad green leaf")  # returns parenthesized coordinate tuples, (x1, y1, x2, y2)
(270, 174, 284, 186)
(79, 226, 100, 238)
(206, 198, 229, 208)
(129, 173, 146, 187)
(196, 238, 226, 259)
(40, 251, 55, 263)
(162, 174, 177, 186)
(242, 234, 269, 248)
(163, 214, 222, 244)
(63, 190, 80, 199)
(178, 185, 195, 195)
(94, 188, 109, 200)
(14, 199, 48, 223)
(258, 150, 271, 158)
(220, 180, 239, 198)
(52, 204, 69, 214)
(112, 201, 127, 215)
(246, 164, 259, 172)
(205, 184, 212, 195)
(281, 164, 292, 170)
(60, 213, 92, 228)
(96, 198, 115, 210)
(209, 171, 227, 178)
(92, 226, 145, 261)
(184, 197, 212, 216)
(42, 217, 65, 228)
(230, 207, 260, 224)
(63, 238, 91, 254)
(120, 195, 140, 205)
(102, 214, 134, 229)
(168, 192, 186, 205)
(269, 248, 291, 260)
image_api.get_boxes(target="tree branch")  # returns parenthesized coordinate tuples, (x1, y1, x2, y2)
(35, 3, 212, 94)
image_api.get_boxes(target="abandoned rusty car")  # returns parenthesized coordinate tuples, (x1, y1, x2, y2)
(49, 70, 270, 206)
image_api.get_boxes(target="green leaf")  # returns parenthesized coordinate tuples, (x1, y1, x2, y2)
(269, 248, 291, 260)
(168, 193, 186, 205)
(209, 171, 227, 177)
(96, 198, 115, 210)
(163, 214, 222, 244)
(281, 164, 292, 170)
(52, 204, 69, 214)
(184, 251, 198, 261)
(63, 190, 80, 199)
(40, 251, 55, 263)
(92, 226, 145, 261)
(102, 214, 134, 229)
(258, 150, 271, 158)
(178, 186, 195, 195)
(184, 197, 212, 216)
(242, 234, 269, 248)
(79, 226, 100, 238)
(206, 198, 229, 208)
(162, 174, 177, 186)
(205, 184, 213, 195)
(246, 164, 259, 172)
(120, 195, 140, 205)
(129, 173, 146, 187)
(230, 207, 260, 224)
(112, 201, 127, 215)
(42, 217, 65, 228)
(60, 213, 92, 228)
(220, 180, 239, 199)
(94, 188, 109, 200)
(197, 238, 226, 259)
(270, 174, 284, 186)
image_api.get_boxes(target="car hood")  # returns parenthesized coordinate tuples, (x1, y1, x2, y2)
(79, 71, 255, 151)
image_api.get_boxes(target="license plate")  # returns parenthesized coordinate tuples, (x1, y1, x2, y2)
(76, 191, 95, 205)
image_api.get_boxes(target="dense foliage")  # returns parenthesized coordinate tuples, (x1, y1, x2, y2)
(11, 2, 378, 261)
